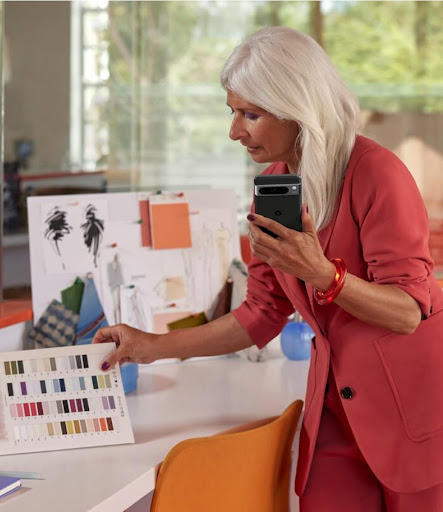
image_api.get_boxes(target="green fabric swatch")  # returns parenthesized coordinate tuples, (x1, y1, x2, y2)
(167, 312, 208, 331)
(61, 277, 85, 314)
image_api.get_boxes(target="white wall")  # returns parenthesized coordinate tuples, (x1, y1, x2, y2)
(0, 321, 31, 351)
(362, 112, 443, 219)
(4, 1, 71, 171)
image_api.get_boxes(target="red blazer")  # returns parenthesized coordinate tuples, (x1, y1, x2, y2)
(233, 136, 443, 494)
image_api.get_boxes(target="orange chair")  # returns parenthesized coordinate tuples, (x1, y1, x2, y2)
(150, 400, 303, 512)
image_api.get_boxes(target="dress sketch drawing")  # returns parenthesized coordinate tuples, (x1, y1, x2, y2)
(107, 253, 124, 323)
(81, 204, 105, 268)
(129, 289, 147, 331)
(44, 206, 72, 270)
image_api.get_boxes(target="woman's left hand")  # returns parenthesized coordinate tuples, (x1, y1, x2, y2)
(248, 204, 335, 290)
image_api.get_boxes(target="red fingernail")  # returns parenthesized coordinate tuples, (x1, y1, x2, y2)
(247, 214, 255, 221)
(101, 362, 110, 371)
(306, 204, 309, 214)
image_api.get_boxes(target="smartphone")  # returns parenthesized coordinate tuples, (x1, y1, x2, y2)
(254, 174, 302, 238)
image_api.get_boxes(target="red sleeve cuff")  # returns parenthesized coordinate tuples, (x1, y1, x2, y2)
(232, 301, 290, 349)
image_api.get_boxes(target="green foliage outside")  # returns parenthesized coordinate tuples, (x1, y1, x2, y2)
(324, 1, 443, 112)
(81, 1, 443, 175)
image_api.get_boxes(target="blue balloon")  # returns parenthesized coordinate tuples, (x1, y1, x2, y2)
(280, 321, 314, 360)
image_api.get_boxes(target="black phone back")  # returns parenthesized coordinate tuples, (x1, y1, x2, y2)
(254, 174, 302, 237)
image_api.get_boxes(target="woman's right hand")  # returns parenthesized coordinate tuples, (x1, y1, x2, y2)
(92, 323, 159, 371)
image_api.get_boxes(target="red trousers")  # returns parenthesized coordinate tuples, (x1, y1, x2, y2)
(299, 370, 443, 512)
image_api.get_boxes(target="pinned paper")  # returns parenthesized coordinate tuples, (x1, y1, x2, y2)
(138, 199, 151, 247)
(154, 276, 186, 302)
(149, 196, 192, 250)
(120, 286, 147, 331)
(42, 199, 108, 274)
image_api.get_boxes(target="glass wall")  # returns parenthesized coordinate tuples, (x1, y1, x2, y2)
(72, 1, 443, 218)
(71, 1, 316, 206)
(2, 1, 443, 299)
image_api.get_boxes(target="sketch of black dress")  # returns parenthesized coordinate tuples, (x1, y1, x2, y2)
(44, 206, 72, 270)
(81, 204, 105, 268)
(107, 253, 124, 323)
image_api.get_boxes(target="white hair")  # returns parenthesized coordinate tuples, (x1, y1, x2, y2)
(220, 26, 360, 230)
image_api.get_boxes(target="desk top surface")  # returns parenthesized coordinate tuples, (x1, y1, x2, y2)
(0, 346, 309, 511)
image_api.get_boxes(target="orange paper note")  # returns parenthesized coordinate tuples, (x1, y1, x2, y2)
(150, 201, 192, 250)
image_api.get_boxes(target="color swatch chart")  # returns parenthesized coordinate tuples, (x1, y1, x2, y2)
(0, 343, 134, 454)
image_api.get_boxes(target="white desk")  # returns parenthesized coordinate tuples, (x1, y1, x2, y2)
(0, 346, 309, 511)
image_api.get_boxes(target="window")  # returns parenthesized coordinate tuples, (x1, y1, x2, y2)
(71, 1, 313, 230)
(71, 1, 110, 172)
(71, 1, 443, 244)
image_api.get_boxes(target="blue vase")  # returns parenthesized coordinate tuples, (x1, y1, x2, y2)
(280, 321, 313, 360)
(120, 363, 139, 394)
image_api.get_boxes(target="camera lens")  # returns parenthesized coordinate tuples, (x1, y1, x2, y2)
(259, 186, 289, 195)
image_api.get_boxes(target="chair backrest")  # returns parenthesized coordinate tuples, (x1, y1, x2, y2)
(150, 399, 303, 512)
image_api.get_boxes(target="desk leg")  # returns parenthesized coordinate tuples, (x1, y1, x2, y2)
(126, 491, 153, 512)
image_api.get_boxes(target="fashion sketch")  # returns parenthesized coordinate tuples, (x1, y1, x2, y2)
(123, 287, 147, 331)
(107, 253, 124, 323)
(44, 206, 72, 270)
(81, 204, 105, 268)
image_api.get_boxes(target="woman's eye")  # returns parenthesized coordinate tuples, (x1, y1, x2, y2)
(229, 107, 234, 115)
(245, 112, 259, 120)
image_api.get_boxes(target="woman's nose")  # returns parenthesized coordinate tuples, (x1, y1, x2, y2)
(229, 116, 247, 141)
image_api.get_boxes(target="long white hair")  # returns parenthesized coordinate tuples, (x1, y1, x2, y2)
(220, 26, 360, 230)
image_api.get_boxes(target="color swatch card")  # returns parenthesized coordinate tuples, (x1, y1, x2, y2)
(0, 344, 134, 455)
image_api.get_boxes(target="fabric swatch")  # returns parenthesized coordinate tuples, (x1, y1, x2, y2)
(152, 310, 192, 334)
(61, 277, 85, 314)
(28, 300, 78, 349)
(210, 278, 233, 321)
(167, 312, 208, 331)
(75, 276, 108, 344)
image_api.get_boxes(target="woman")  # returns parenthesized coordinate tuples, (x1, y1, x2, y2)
(93, 27, 443, 510)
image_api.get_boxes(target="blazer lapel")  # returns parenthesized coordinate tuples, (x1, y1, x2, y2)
(317, 182, 344, 254)
(288, 277, 314, 324)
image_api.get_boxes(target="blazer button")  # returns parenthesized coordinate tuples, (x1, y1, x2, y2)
(340, 387, 354, 400)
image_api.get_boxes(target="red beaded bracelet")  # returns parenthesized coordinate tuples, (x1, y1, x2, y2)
(314, 258, 347, 306)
